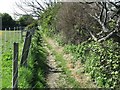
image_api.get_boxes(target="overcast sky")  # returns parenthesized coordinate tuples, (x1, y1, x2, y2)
(0, 0, 54, 19)
(0, 0, 118, 19)
(0, 0, 19, 19)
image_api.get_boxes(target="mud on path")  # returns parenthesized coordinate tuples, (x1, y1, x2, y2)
(44, 37, 97, 88)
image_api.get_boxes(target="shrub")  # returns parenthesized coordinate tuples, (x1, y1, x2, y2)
(64, 39, 120, 88)
(39, 4, 60, 37)
(19, 30, 48, 88)
(56, 3, 101, 44)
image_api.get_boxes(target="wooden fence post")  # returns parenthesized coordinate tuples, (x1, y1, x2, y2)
(13, 42, 18, 90)
(20, 30, 33, 67)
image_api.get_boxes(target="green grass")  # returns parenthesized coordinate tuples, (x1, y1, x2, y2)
(0, 30, 23, 88)
(1, 31, 22, 53)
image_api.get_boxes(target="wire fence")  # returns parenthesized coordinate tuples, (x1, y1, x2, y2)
(1, 29, 22, 53)
(1, 29, 34, 89)
(1, 29, 23, 89)
(0, 30, 2, 89)
(13, 30, 34, 89)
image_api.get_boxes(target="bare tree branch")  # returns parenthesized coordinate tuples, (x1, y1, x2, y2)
(88, 13, 109, 32)
(83, 2, 120, 42)
(15, 0, 56, 18)
(98, 30, 116, 42)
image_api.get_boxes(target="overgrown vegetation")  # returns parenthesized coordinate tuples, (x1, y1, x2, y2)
(1, 31, 21, 88)
(39, 2, 120, 89)
(2, 1, 120, 89)
(44, 38, 81, 88)
(39, 4, 60, 37)
(2, 51, 12, 88)
(64, 39, 120, 88)
(19, 30, 48, 88)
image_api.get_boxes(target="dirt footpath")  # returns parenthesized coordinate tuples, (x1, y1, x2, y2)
(44, 37, 97, 88)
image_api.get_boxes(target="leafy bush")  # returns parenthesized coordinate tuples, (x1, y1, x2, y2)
(64, 39, 120, 88)
(39, 4, 60, 37)
(28, 30, 48, 88)
(19, 29, 48, 88)
(25, 20, 38, 30)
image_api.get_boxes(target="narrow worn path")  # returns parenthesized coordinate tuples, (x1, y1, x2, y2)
(44, 45, 62, 88)
(44, 37, 97, 88)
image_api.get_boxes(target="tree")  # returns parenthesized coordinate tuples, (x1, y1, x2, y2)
(56, 3, 100, 44)
(17, 14, 34, 27)
(15, 0, 57, 18)
(0, 13, 16, 30)
(82, 2, 120, 42)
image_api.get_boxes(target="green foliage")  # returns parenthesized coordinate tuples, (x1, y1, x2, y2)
(28, 30, 48, 88)
(64, 40, 120, 89)
(17, 15, 35, 27)
(1, 31, 22, 88)
(108, 19, 116, 30)
(39, 4, 60, 37)
(19, 30, 48, 88)
(2, 51, 12, 61)
(2, 52, 12, 88)
(25, 20, 38, 30)
(18, 67, 31, 88)
(0, 13, 16, 29)
(54, 34, 66, 46)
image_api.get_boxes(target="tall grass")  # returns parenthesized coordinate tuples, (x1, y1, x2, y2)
(18, 30, 48, 88)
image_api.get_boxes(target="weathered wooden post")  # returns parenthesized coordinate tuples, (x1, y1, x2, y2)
(20, 30, 33, 67)
(13, 42, 18, 90)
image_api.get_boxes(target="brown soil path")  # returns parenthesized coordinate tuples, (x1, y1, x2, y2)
(44, 37, 97, 88)
(45, 45, 62, 88)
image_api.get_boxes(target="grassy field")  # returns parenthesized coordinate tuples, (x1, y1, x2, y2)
(1, 31, 22, 53)
(0, 30, 23, 88)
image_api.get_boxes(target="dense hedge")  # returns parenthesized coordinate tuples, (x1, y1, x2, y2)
(64, 39, 120, 89)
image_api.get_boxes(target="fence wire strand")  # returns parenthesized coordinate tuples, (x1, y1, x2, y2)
(13, 30, 34, 89)
(2, 29, 34, 89)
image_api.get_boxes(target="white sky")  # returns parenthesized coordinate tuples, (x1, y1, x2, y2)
(0, 0, 19, 19)
(0, 0, 118, 19)
(0, 0, 52, 19)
